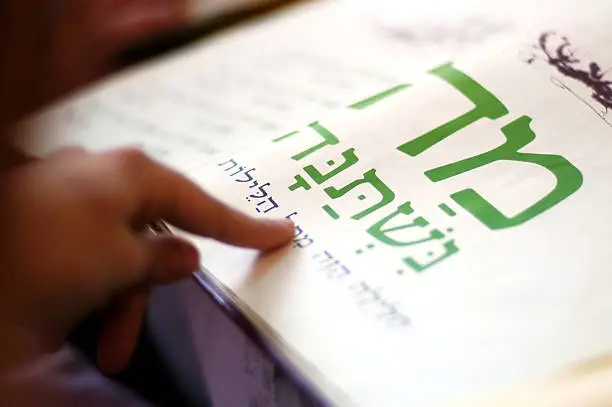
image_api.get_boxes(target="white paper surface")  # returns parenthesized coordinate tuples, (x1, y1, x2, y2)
(26, 0, 540, 171)
(172, 5, 612, 406)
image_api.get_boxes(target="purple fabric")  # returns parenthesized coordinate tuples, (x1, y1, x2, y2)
(148, 279, 315, 407)
(1, 279, 313, 406)
(2, 347, 151, 407)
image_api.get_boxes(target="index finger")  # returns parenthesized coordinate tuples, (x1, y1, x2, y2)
(111, 149, 294, 251)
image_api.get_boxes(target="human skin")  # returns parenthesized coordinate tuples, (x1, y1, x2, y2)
(0, 0, 294, 382)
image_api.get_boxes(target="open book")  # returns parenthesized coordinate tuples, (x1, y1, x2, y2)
(24, 0, 612, 405)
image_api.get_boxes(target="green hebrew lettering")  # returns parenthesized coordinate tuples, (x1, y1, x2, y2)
(323, 169, 395, 220)
(292, 121, 339, 161)
(304, 148, 359, 184)
(272, 130, 298, 143)
(367, 202, 445, 246)
(289, 175, 312, 192)
(348, 84, 411, 110)
(403, 240, 458, 273)
(426, 116, 583, 229)
(397, 62, 509, 156)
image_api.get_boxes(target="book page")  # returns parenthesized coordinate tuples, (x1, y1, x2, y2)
(171, 3, 612, 406)
(26, 0, 546, 173)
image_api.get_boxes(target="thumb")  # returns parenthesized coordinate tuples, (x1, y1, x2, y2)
(97, 290, 149, 374)
(97, 234, 198, 374)
(144, 234, 201, 284)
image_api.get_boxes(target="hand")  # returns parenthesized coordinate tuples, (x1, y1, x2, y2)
(1, 0, 190, 122)
(0, 147, 294, 373)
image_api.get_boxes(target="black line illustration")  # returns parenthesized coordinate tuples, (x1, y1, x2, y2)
(524, 31, 612, 126)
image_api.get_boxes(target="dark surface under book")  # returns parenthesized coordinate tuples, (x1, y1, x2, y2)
(72, 4, 326, 404)
(152, 221, 329, 407)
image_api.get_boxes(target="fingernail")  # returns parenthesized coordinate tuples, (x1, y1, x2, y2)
(267, 218, 295, 232)
(265, 219, 296, 248)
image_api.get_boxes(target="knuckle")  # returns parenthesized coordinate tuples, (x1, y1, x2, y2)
(108, 147, 152, 176)
(79, 148, 153, 214)
(114, 147, 150, 165)
(103, 148, 156, 197)
(50, 146, 87, 159)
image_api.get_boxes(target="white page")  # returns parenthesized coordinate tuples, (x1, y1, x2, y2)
(26, 0, 553, 173)
(172, 3, 612, 406)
